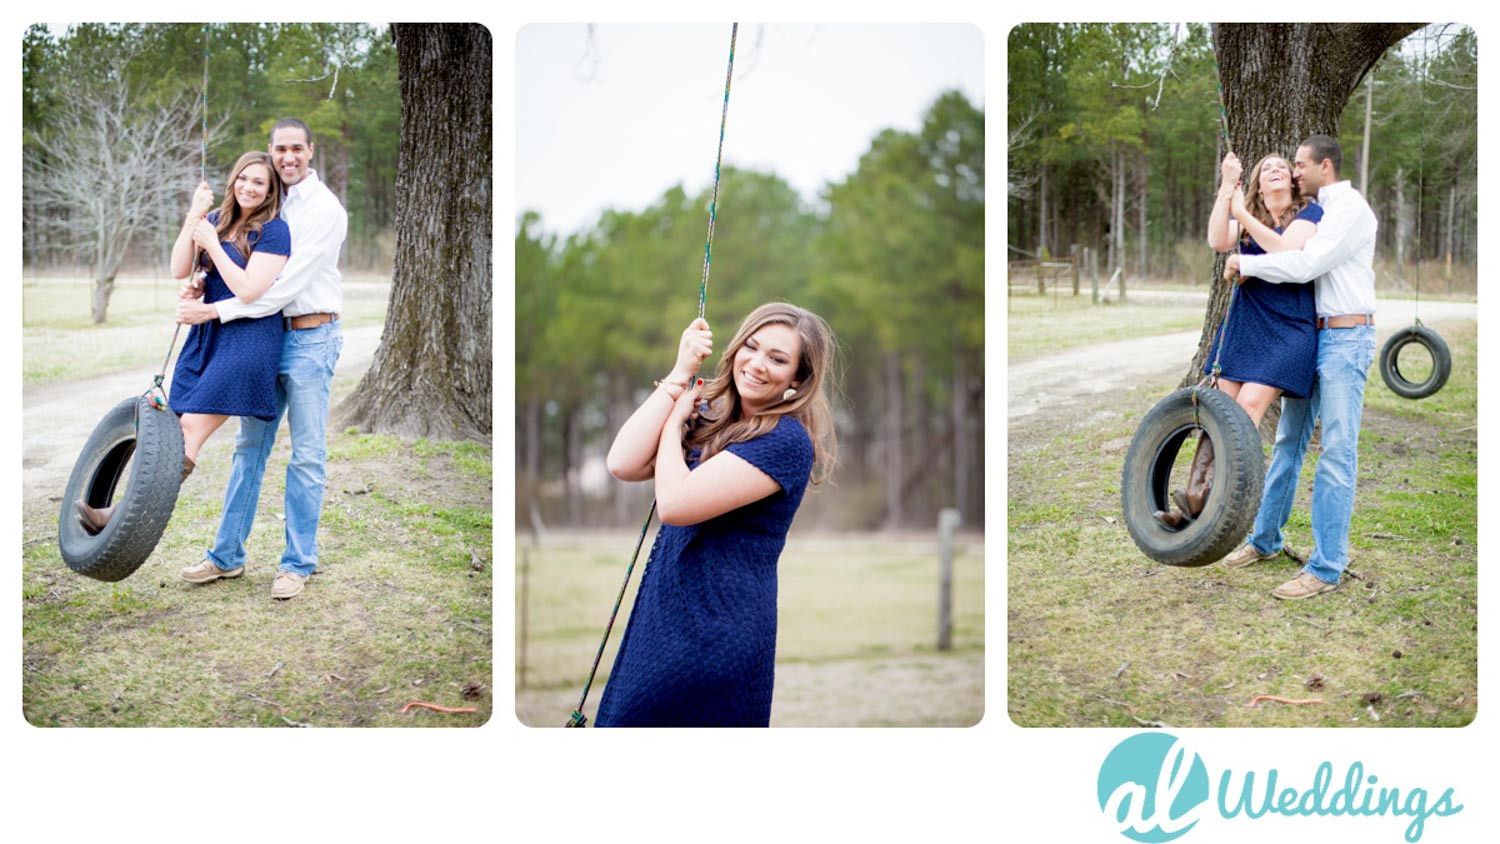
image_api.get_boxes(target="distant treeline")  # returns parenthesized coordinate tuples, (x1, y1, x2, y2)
(23, 23, 399, 274)
(517, 91, 984, 532)
(1008, 24, 1476, 285)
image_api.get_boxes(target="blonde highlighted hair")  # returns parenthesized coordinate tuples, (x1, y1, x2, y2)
(687, 302, 839, 485)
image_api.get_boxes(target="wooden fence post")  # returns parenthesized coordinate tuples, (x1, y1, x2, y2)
(1071, 244, 1080, 296)
(937, 508, 960, 652)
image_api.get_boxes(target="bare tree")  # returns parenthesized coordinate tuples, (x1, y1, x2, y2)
(336, 23, 492, 441)
(24, 75, 200, 323)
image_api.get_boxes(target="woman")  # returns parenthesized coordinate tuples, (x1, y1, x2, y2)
(594, 302, 838, 727)
(76, 152, 291, 534)
(1155, 151, 1321, 529)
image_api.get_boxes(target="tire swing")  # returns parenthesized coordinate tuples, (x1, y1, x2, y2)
(1379, 43, 1451, 401)
(58, 394, 185, 582)
(57, 30, 204, 581)
(1120, 57, 1262, 568)
(1380, 322, 1450, 399)
(1121, 385, 1262, 567)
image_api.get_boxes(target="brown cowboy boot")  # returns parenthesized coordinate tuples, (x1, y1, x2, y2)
(1181, 435, 1216, 517)
(75, 456, 195, 537)
(75, 500, 116, 535)
(1152, 434, 1215, 530)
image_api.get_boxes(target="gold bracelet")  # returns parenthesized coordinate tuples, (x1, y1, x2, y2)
(654, 377, 689, 398)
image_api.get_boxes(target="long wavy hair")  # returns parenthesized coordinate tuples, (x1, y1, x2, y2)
(1240, 153, 1310, 242)
(686, 302, 839, 486)
(200, 151, 283, 271)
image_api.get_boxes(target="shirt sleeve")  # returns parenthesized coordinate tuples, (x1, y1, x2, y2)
(725, 417, 814, 494)
(1296, 203, 1325, 225)
(216, 196, 347, 322)
(1238, 198, 1366, 284)
(249, 218, 292, 257)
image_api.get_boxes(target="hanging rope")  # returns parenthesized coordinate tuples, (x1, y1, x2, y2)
(1195, 28, 1239, 426)
(567, 23, 739, 729)
(1412, 28, 1427, 327)
(147, 24, 210, 413)
(698, 23, 738, 322)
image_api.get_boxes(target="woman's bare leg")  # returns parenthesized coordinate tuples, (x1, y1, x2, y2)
(180, 413, 231, 464)
(1234, 383, 1283, 428)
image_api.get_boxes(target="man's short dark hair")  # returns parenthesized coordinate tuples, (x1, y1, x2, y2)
(1300, 134, 1342, 175)
(269, 117, 314, 148)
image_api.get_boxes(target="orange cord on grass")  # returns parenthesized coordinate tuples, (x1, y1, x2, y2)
(401, 701, 478, 715)
(1246, 694, 1324, 708)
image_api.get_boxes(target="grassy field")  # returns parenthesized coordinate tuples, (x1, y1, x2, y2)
(1007, 312, 1477, 728)
(22, 431, 493, 727)
(1007, 292, 1206, 362)
(21, 273, 391, 386)
(514, 531, 985, 727)
(21, 273, 493, 728)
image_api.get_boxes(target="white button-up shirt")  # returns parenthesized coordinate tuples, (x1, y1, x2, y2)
(217, 168, 347, 322)
(1237, 180, 1378, 318)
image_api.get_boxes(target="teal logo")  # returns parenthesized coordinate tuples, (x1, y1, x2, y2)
(1097, 732, 1210, 842)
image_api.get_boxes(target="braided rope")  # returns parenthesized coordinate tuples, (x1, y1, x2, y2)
(1208, 27, 1233, 158)
(567, 22, 739, 728)
(698, 22, 738, 323)
(148, 24, 211, 412)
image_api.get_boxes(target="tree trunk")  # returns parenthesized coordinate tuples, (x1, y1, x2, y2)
(90, 273, 114, 325)
(1394, 167, 1408, 278)
(1038, 161, 1049, 257)
(1185, 23, 1419, 385)
(1137, 152, 1148, 279)
(336, 24, 492, 441)
(952, 347, 969, 524)
(883, 353, 903, 530)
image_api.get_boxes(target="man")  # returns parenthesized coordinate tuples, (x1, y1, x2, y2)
(1220, 134, 1377, 601)
(175, 117, 348, 600)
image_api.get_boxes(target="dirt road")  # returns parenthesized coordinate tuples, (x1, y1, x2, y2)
(1008, 296, 1476, 423)
(22, 323, 384, 504)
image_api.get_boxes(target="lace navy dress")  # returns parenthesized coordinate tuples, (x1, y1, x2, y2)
(1205, 202, 1323, 398)
(595, 416, 815, 727)
(169, 213, 291, 421)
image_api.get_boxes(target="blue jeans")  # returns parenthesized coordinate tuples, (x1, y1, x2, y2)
(206, 322, 343, 576)
(1249, 325, 1376, 584)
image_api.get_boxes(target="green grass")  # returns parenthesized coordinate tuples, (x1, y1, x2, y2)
(514, 532, 985, 727)
(1007, 292, 1205, 361)
(21, 427, 492, 728)
(1007, 319, 1477, 728)
(21, 274, 390, 386)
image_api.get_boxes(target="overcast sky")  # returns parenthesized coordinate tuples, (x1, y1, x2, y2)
(515, 23, 985, 237)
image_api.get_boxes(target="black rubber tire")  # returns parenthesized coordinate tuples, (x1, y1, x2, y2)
(1121, 387, 1264, 567)
(57, 396, 185, 582)
(1380, 325, 1451, 399)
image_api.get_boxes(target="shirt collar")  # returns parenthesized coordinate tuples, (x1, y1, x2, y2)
(1317, 180, 1352, 203)
(286, 168, 322, 200)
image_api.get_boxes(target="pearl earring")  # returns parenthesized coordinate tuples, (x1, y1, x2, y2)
(782, 388, 797, 401)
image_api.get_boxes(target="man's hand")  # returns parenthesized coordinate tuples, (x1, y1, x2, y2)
(176, 299, 218, 325)
(1223, 254, 1245, 285)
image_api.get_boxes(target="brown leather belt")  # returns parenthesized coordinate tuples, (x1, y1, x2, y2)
(1316, 314, 1374, 329)
(286, 312, 339, 330)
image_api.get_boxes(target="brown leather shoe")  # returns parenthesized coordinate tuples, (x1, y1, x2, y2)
(1272, 571, 1339, 600)
(183, 456, 196, 483)
(271, 571, 308, 600)
(75, 500, 115, 535)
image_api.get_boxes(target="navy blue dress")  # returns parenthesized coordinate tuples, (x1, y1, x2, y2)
(170, 214, 291, 421)
(595, 416, 816, 727)
(1205, 202, 1323, 399)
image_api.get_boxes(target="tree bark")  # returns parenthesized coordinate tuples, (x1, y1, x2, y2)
(1185, 23, 1420, 388)
(336, 23, 492, 441)
(883, 352, 903, 530)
